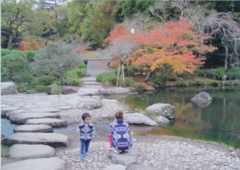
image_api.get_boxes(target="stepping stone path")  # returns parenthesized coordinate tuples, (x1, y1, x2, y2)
(7, 144, 55, 159)
(14, 125, 53, 133)
(79, 60, 113, 94)
(29, 107, 61, 113)
(1, 157, 65, 170)
(2, 133, 69, 147)
(9, 112, 60, 124)
(26, 118, 68, 128)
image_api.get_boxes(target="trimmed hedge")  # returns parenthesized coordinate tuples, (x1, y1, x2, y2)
(79, 63, 87, 69)
(23, 51, 38, 62)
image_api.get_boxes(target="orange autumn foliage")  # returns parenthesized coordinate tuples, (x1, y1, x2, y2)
(76, 44, 88, 54)
(18, 38, 45, 52)
(132, 19, 217, 74)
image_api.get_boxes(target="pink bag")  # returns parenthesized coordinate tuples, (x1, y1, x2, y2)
(108, 134, 113, 147)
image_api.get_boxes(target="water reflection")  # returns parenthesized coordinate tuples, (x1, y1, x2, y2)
(114, 87, 240, 148)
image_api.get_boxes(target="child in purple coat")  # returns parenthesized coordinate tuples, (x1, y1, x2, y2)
(109, 111, 133, 153)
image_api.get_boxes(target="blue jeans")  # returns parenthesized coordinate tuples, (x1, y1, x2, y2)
(80, 139, 91, 154)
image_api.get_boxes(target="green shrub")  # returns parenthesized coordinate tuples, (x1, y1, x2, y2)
(35, 86, 51, 94)
(102, 73, 117, 85)
(37, 76, 54, 86)
(50, 83, 61, 95)
(79, 63, 87, 69)
(16, 82, 38, 92)
(177, 71, 192, 77)
(114, 66, 124, 75)
(1, 49, 10, 56)
(132, 83, 146, 90)
(10, 50, 27, 60)
(96, 72, 116, 82)
(166, 73, 178, 81)
(65, 68, 86, 78)
(23, 51, 37, 62)
(1, 51, 29, 82)
(12, 71, 33, 83)
(65, 78, 83, 86)
(152, 74, 167, 88)
(119, 78, 135, 86)
(125, 66, 136, 77)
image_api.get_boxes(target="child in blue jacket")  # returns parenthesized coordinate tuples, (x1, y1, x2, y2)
(77, 113, 95, 160)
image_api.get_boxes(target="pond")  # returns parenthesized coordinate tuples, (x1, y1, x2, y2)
(113, 86, 240, 149)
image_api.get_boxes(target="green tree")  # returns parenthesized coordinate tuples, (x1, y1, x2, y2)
(1, 0, 37, 49)
(122, 0, 155, 18)
(80, 0, 121, 48)
(30, 41, 82, 85)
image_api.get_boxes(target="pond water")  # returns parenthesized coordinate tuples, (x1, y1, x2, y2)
(113, 87, 240, 149)
(2, 86, 240, 149)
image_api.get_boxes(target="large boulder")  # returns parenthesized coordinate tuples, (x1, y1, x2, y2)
(110, 87, 130, 94)
(81, 100, 103, 110)
(124, 113, 158, 126)
(62, 87, 78, 95)
(7, 144, 55, 159)
(109, 148, 142, 166)
(191, 92, 212, 108)
(9, 113, 60, 124)
(146, 103, 175, 119)
(1, 82, 18, 95)
(97, 88, 112, 95)
(2, 133, 69, 147)
(1, 157, 65, 170)
(14, 125, 53, 133)
(155, 116, 170, 125)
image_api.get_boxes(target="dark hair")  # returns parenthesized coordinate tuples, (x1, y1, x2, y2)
(82, 113, 91, 121)
(115, 111, 123, 119)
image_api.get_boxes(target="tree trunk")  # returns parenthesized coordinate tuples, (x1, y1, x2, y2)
(145, 71, 151, 83)
(116, 63, 120, 87)
(60, 66, 65, 86)
(122, 64, 125, 87)
(8, 34, 13, 50)
(224, 45, 229, 71)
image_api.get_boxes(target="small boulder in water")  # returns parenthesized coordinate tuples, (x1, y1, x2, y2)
(191, 92, 212, 107)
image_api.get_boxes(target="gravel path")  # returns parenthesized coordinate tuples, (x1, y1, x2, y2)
(55, 136, 240, 170)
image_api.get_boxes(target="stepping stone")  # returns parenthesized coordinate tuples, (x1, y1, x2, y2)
(1, 157, 65, 170)
(2, 133, 69, 147)
(110, 87, 130, 94)
(26, 118, 68, 128)
(6, 109, 27, 118)
(1, 107, 19, 117)
(83, 81, 102, 85)
(14, 125, 53, 133)
(55, 105, 72, 110)
(109, 148, 141, 166)
(29, 107, 61, 113)
(78, 88, 99, 96)
(104, 164, 126, 170)
(102, 99, 118, 103)
(124, 113, 158, 126)
(126, 163, 155, 170)
(1, 104, 10, 108)
(80, 76, 96, 81)
(7, 144, 55, 159)
(9, 113, 60, 124)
